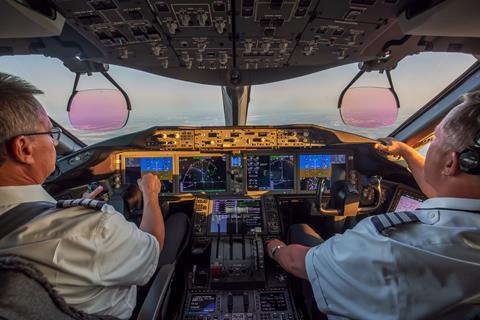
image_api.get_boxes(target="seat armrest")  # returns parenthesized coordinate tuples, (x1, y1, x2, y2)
(136, 263, 175, 320)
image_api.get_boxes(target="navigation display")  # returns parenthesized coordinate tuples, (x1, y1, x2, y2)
(393, 194, 424, 212)
(179, 156, 227, 192)
(246, 155, 295, 191)
(299, 154, 347, 192)
(210, 199, 262, 234)
(189, 294, 216, 314)
(123, 157, 174, 193)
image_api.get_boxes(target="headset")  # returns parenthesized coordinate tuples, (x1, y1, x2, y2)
(459, 133, 480, 175)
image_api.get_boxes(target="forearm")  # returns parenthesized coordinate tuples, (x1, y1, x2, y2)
(273, 244, 310, 280)
(140, 193, 165, 250)
(402, 148, 437, 198)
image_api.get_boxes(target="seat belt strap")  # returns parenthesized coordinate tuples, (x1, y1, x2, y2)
(0, 201, 56, 240)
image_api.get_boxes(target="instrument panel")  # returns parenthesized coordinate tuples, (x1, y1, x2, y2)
(117, 150, 353, 196)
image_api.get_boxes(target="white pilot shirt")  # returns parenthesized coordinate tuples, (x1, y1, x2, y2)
(0, 185, 160, 319)
(305, 197, 480, 320)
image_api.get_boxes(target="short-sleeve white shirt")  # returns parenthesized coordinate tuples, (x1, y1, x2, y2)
(0, 185, 160, 319)
(305, 197, 480, 320)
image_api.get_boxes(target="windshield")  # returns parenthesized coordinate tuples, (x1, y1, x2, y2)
(0, 52, 475, 144)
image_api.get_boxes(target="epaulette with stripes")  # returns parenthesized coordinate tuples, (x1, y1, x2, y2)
(56, 198, 106, 210)
(371, 211, 421, 234)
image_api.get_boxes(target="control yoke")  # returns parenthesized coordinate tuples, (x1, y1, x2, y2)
(315, 176, 383, 216)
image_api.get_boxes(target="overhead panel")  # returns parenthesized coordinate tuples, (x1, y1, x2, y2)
(42, 0, 431, 85)
(153, 1, 233, 71)
(235, 0, 319, 70)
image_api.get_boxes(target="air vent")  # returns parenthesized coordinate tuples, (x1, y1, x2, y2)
(155, 2, 169, 13)
(350, 0, 376, 5)
(213, 1, 226, 11)
(270, 0, 283, 10)
(77, 14, 104, 25)
(89, 0, 117, 11)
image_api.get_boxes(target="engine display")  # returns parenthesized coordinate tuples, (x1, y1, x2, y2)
(179, 156, 227, 193)
(123, 157, 174, 193)
(209, 198, 263, 234)
(299, 154, 347, 192)
(246, 155, 295, 191)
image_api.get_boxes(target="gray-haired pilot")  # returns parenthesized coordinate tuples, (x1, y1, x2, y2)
(266, 91, 480, 319)
(0, 73, 188, 319)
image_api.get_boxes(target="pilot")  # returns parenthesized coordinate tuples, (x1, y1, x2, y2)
(266, 91, 480, 319)
(0, 73, 188, 319)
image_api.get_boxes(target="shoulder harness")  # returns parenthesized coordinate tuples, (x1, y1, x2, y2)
(371, 211, 421, 234)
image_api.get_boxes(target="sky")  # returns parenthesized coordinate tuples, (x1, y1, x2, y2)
(0, 52, 476, 144)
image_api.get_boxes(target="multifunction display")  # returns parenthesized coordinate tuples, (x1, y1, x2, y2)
(299, 154, 347, 192)
(123, 157, 174, 193)
(210, 198, 262, 234)
(188, 294, 216, 314)
(246, 155, 295, 191)
(179, 156, 227, 193)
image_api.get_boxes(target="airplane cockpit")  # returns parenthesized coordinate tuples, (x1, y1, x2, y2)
(1, 0, 480, 319)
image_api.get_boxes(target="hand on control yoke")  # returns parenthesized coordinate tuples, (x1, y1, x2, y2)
(375, 137, 413, 158)
(137, 173, 162, 198)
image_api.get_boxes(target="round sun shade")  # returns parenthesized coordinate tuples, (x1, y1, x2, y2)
(68, 89, 129, 131)
(340, 87, 399, 128)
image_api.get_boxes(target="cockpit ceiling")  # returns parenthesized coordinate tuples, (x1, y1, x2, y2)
(2, 0, 480, 85)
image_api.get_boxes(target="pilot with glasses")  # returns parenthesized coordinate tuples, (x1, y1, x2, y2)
(0, 73, 188, 319)
(267, 91, 480, 320)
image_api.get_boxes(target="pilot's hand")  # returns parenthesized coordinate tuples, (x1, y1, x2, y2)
(265, 239, 286, 259)
(82, 185, 104, 199)
(137, 173, 162, 197)
(374, 137, 411, 157)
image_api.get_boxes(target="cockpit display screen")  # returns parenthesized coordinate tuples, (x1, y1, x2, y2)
(299, 154, 347, 192)
(123, 157, 174, 193)
(259, 292, 288, 312)
(210, 198, 262, 234)
(188, 294, 216, 314)
(393, 194, 424, 212)
(246, 155, 295, 191)
(179, 156, 227, 193)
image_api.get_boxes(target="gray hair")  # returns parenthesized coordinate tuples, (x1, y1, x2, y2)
(440, 90, 480, 152)
(0, 73, 46, 163)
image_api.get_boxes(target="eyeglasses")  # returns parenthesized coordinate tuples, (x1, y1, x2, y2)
(17, 127, 63, 142)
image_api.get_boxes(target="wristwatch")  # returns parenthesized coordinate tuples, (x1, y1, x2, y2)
(271, 244, 285, 257)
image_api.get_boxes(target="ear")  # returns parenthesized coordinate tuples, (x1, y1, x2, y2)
(10, 136, 35, 165)
(442, 151, 461, 176)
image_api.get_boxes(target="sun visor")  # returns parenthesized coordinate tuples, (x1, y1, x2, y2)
(399, 0, 480, 38)
(0, 0, 65, 39)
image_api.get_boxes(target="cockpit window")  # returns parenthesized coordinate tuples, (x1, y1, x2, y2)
(248, 52, 476, 138)
(0, 52, 475, 144)
(0, 55, 223, 144)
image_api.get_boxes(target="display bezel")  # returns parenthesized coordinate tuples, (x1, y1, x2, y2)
(388, 185, 426, 212)
(206, 196, 264, 236)
(178, 154, 229, 194)
(296, 150, 353, 194)
(120, 152, 176, 195)
(244, 152, 297, 194)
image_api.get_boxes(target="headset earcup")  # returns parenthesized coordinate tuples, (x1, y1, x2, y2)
(459, 149, 480, 172)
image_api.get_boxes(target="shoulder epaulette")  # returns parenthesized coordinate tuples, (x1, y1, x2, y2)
(371, 211, 421, 234)
(56, 198, 106, 210)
